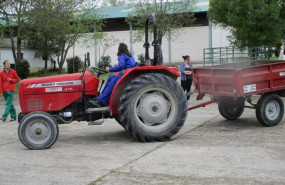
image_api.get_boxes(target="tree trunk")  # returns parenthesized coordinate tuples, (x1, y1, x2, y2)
(53, 60, 56, 71)
(9, 29, 17, 62)
(58, 44, 66, 74)
(44, 59, 48, 72)
(58, 42, 73, 74)
(17, 35, 22, 61)
(58, 55, 64, 74)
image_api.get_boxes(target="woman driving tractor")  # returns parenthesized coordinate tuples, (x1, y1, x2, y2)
(90, 43, 136, 107)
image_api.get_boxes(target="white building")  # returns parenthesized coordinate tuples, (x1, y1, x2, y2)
(0, 44, 47, 70)
(67, 0, 231, 67)
(0, 0, 231, 70)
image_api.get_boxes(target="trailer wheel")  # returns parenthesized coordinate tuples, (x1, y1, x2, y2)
(119, 73, 187, 142)
(18, 112, 59, 150)
(256, 94, 284, 127)
(218, 97, 245, 120)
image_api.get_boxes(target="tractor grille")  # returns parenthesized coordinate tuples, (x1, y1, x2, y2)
(28, 98, 44, 111)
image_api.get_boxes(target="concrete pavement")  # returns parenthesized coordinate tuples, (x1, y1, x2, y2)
(0, 94, 284, 185)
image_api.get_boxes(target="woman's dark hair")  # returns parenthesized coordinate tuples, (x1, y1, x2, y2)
(182, 55, 190, 60)
(117, 43, 132, 57)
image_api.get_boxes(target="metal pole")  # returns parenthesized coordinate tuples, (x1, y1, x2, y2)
(168, 30, 171, 64)
(129, 22, 133, 54)
(73, 44, 75, 73)
(209, 20, 213, 64)
(94, 23, 97, 67)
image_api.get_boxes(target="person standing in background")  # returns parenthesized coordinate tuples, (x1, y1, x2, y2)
(0, 60, 18, 122)
(0, 69, 2, 99)
(180, 55, 193, 106)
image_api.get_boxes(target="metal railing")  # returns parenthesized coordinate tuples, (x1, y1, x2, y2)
(203, 46, 270, 66)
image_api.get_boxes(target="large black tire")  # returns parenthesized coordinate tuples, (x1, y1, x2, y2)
(114, 115, 126, 129)
(218, 97, 245, 120)
(118, 73, 187, 142)
(18, 111, 59, 150)
(256, 94, 284, 127)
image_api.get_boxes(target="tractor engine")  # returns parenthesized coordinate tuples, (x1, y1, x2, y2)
(18, 71, 99, 123)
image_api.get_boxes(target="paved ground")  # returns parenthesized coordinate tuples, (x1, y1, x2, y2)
(0, 94, 284, 185)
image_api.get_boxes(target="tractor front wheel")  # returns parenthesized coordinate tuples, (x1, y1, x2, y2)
(18, 112, 59, 150)
(119, 73, 187, 142)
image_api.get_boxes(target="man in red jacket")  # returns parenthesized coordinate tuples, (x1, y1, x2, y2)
(0, 60, 18, 122)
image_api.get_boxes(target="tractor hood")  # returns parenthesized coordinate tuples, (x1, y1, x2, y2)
(20, 71, 97, 95)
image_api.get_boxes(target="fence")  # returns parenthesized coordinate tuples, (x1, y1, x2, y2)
(203, 46, 270, 66)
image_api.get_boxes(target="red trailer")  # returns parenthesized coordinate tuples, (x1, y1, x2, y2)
(191, 60, 285, 127)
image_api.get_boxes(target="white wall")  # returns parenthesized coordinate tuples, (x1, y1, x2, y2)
(0, 49, 14, 68)
(68, 25, 231, 66)
(0, 48, 51, 69)
(212, 25, 231, 48)
(0, 24, 232, 69)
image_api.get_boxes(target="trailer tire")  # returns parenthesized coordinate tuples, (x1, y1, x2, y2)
(119, 73, 187, 142)
(218, 97, 245, 120)
(256, 94, 284, 127)
(18, 111, 59, 150)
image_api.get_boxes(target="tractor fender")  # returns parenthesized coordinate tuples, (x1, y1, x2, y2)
(109, 66, 180, 115)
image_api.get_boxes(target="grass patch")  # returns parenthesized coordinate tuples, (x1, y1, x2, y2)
(99, 73, 112, 80)
(270, 56, 279, 60)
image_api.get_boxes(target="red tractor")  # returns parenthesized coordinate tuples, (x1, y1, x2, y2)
(18, 15, 188, 150)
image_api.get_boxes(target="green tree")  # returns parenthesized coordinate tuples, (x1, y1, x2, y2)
(208, 0, 285, 47)
(0, 0, 33, 62)
(98, 33, 120, 58)
(26, 0, 60, 72)
(26, 0, 102, 73)
(127, 0, 197, 45)
(101, 0, 127, 7)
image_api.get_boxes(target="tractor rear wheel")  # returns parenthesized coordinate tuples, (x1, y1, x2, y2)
(218, 97, 245, 120)
(114, 115, 126, 129)
(18, 111, 59, 150)
(118, 73, 187, 142)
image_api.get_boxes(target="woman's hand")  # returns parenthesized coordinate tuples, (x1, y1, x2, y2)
(106, 67, 110, 71)
(184, 71, 192, 75)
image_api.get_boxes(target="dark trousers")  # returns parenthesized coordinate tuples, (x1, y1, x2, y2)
(181, 78, 192, 100)
(97, 72, 123, 105)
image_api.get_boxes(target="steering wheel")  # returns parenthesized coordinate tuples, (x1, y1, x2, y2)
(90, 67, 109, 76)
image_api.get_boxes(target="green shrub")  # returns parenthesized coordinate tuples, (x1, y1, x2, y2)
(16, 59, 30, 79)
(137, 54, 145, 63)
(98, 56, 111, 70)
(66, 56, 83, 74)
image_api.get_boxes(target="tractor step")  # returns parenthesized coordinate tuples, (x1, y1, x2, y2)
(86, 106, 110, 114)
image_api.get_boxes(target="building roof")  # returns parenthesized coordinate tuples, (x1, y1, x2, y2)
(97, 0, 209, 19)
(0, 0, 209, 26)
